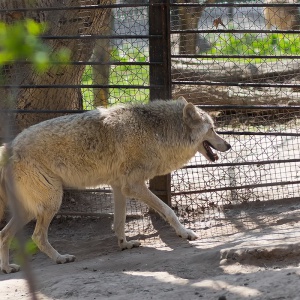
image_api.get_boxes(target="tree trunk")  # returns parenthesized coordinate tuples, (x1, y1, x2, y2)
(177, 0, 215, 54)
(0, 0, 113, 131)
(91, 9, 112, 107)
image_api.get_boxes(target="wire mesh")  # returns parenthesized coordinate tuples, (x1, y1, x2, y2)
(1, 1, 300, 240)
(170, 0, 300, 238)
(82, 2, 150, 108)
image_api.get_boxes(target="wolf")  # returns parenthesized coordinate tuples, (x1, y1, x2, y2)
(0, 97, 231, 273)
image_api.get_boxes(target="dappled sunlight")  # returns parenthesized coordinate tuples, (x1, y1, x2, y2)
(125, 271, 261, 298)
(124, 271, 189, 285)
(141, 243, 174, 252)
(0, 278, 51, 300)
(193, 279, 261, 297)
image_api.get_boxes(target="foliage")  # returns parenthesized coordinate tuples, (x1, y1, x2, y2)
(81, 46, 149, 108)
(207, 33, 300, 61)
(0, 19, 70, 72)
(10, 237, 38, 264)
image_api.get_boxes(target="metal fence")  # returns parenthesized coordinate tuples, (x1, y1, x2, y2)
(1, 0, 300, 238)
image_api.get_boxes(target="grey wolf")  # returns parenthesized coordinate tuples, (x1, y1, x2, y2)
(0, 97, 231, 273)
(264, 0, 300, 30)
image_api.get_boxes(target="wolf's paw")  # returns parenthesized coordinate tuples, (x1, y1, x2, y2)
(1, 263, 20, 274)
(177, 229, 198, 241)
(120, 239, 141, 250)
(56, 254, 76, 264)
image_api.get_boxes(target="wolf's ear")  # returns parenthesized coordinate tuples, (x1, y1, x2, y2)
(183, 103, 203, 128)
(177, 96, 188, 103)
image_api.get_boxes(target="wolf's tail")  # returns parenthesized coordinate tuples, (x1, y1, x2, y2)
(0, 145, 8, 222)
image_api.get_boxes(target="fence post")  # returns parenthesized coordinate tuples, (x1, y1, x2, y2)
(149, 0, 172, 206)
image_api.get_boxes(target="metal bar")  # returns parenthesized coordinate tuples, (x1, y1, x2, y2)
(220, 131, 300, 136)
(172, 55, 300, 59)
(182, 159, 300, 169)
(0, 84, 154, 89)
(0, 4, 152, 13)
(149, 0, 172, 206)
(149, 2, 171, 100)
(0, 2, 299, 12)
(170, 3, 300, 7)
(1, 105, 300, 113)
(41, 34, 160, 40)
(0, 109, 87, 114)
(197, 105, 300, 110)
(3, 82, 300, 89)
(171, 29, 300, 34)
(16, 61, 156, 66)
(171, 180, 300, 196)
(172, 81, 300, 88)
(5, 82, 297, 90)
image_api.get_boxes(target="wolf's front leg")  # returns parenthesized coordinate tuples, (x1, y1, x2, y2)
(32, 210, 76, 264)
(112, 186, 141, 250)
(123, 182, 198, 241)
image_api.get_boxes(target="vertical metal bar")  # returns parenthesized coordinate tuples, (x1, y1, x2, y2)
(149, 0, 172, 206)
(149, 0, 172, 100)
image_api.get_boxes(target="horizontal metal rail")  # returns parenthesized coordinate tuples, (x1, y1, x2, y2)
(15, 61, 154, 66)
(0, 2, 299, 12)
(197, 105, 300, 110)
(171, 180, 300, 196)
(172, 81, 300, 88)
(0, 84, 153, 89)
(3, 82, 300, 89)
(171, 29, 300, 34)
(171, 3, 300, 8)
(0, 109, 87, 114)
(220, 131, 300, 136)
(182, 159, 300, 169)
(1, 105, 300, 113)
(41, 34, 159, 40)
(172, 55, 300, 59)
(0, 4, 152, 13)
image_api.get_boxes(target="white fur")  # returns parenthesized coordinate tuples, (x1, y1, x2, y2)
(0, 97, 231, 273)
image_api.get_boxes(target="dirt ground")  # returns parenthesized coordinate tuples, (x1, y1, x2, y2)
(1, 201, 300, 300)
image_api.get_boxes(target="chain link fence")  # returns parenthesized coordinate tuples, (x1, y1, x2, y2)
(1, 0, 300, 239)
(170, 0, 300, 238)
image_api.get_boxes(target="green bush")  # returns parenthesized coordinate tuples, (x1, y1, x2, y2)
(207, 33, 300, 58)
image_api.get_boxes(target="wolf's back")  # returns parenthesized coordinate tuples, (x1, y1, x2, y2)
(0, 145, 7, 222)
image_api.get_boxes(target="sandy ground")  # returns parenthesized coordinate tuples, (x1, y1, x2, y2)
(1, 203, 300, 300)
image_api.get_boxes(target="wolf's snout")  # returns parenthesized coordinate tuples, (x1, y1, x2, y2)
(219, 141, 231, 152)
(225, 142, 231, 151)
(207, 140, 231, 152)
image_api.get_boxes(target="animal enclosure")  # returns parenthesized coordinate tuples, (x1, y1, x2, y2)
(1, 0, 300, 240)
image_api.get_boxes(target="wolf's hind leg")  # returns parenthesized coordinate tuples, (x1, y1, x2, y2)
(112, 185, 141, 250)
(32, 211, 76, 264)
(0, 216, 32, 274)
(32, 185, 75, 264)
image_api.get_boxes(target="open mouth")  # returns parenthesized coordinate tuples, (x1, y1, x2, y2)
(203, 141, 219, 162)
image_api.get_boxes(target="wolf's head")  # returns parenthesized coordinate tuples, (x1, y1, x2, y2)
(181, 97, 231, 162)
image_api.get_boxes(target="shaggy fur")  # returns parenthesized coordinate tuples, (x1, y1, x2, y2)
(0, 97, 231, 273)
